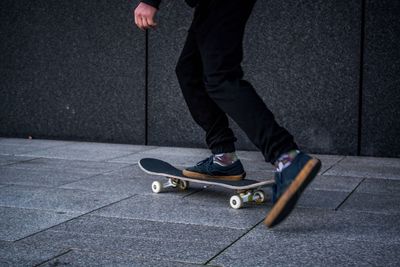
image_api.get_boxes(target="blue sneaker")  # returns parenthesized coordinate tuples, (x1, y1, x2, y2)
(183, 156, 246, 181)
(264, 152, 321, 228)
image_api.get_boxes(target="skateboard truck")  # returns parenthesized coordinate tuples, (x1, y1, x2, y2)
(151, 177, 189, 193)
(230, 189, 266, 209)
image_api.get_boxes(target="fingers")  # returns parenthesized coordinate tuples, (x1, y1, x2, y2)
(136, 15, 143, 30)
(135, 11, 144, 30)
(135, 16, 156, 30)
(141, 17, 149, 29)
(147, 17, 157, 28)
(134, 3, 157, 30)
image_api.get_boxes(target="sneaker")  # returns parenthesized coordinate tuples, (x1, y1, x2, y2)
(264, 152, 321, 228)
(182, 155, 246, 181)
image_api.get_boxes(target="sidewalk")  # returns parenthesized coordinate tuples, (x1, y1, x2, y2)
(0, 137, 399, 266)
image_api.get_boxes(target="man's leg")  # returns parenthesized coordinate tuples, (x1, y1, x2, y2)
(194, 0, 297, 163)
(175, 30, 237, 154)
(193, 0, 321, 227)
(175, 29, 246, 180)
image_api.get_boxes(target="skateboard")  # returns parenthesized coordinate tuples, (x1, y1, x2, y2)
(138, 158, 275, 209)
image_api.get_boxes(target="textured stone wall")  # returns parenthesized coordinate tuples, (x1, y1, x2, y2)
(0, 0, 146, 144)
(361, 0, 400, 157)
(242, 0, 360, 155)
(1, 0, 399, 157)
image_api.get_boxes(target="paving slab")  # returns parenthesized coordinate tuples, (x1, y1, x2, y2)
(311, 154, 345, 173)
(308, 175, 363, 192)
(0, 138, 74, 156)
(0, 167, 97, 187)
(0, 155, 37, 166)
(0, 185, 132, 213)
(297, 189, 350, 210)
(255, 208, 400, 244)
(355, 178, 400, 195)
(92, 193, 265, 229)
(210, 230, 400, 266)
(0, 240, 69, 267)
(3, 157, 129, 174)
(210, 208, 400, 266)
(19, 228, 238, 264)
(60, 164, 203, 195)
(50, 215, 244, 246)
(325, 156, 400, 180)
(339, 192, 400, 215)
(240, 160, 276, 172)
(117, 146, 210, 157)
(17, 141, 154, 161)
(40, 249, 212, 267)
(0, 206, 78, 241)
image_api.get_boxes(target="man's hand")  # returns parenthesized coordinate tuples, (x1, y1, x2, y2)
(134, 2, 158, 30)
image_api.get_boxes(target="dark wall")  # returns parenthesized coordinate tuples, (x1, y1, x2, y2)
(0, 0, 146, 144)
(361, 0, 400, 157)
(243, 0, 361, 155)
(1, 0, 399, 157)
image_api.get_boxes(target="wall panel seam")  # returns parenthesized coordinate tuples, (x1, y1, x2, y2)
(145, 30, 149, 145)
(357, 0, 367, 156)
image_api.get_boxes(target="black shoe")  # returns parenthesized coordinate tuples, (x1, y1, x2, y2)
(264, 152, 321, 228)
(183, 156, 246, 181)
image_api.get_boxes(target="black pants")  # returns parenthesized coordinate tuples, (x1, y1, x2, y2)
(175, 0, 298, 163)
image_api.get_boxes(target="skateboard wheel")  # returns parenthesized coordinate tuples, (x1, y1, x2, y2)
(230, 195, 243, 209)
(254, 190, 266, 203)
(178, 180, 189, 190)
(151, 181, 163, 193)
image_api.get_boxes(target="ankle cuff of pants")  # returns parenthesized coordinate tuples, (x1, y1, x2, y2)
(211, 143, 236, 154)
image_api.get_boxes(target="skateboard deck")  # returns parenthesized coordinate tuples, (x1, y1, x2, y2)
(138, 158, 275, 209)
